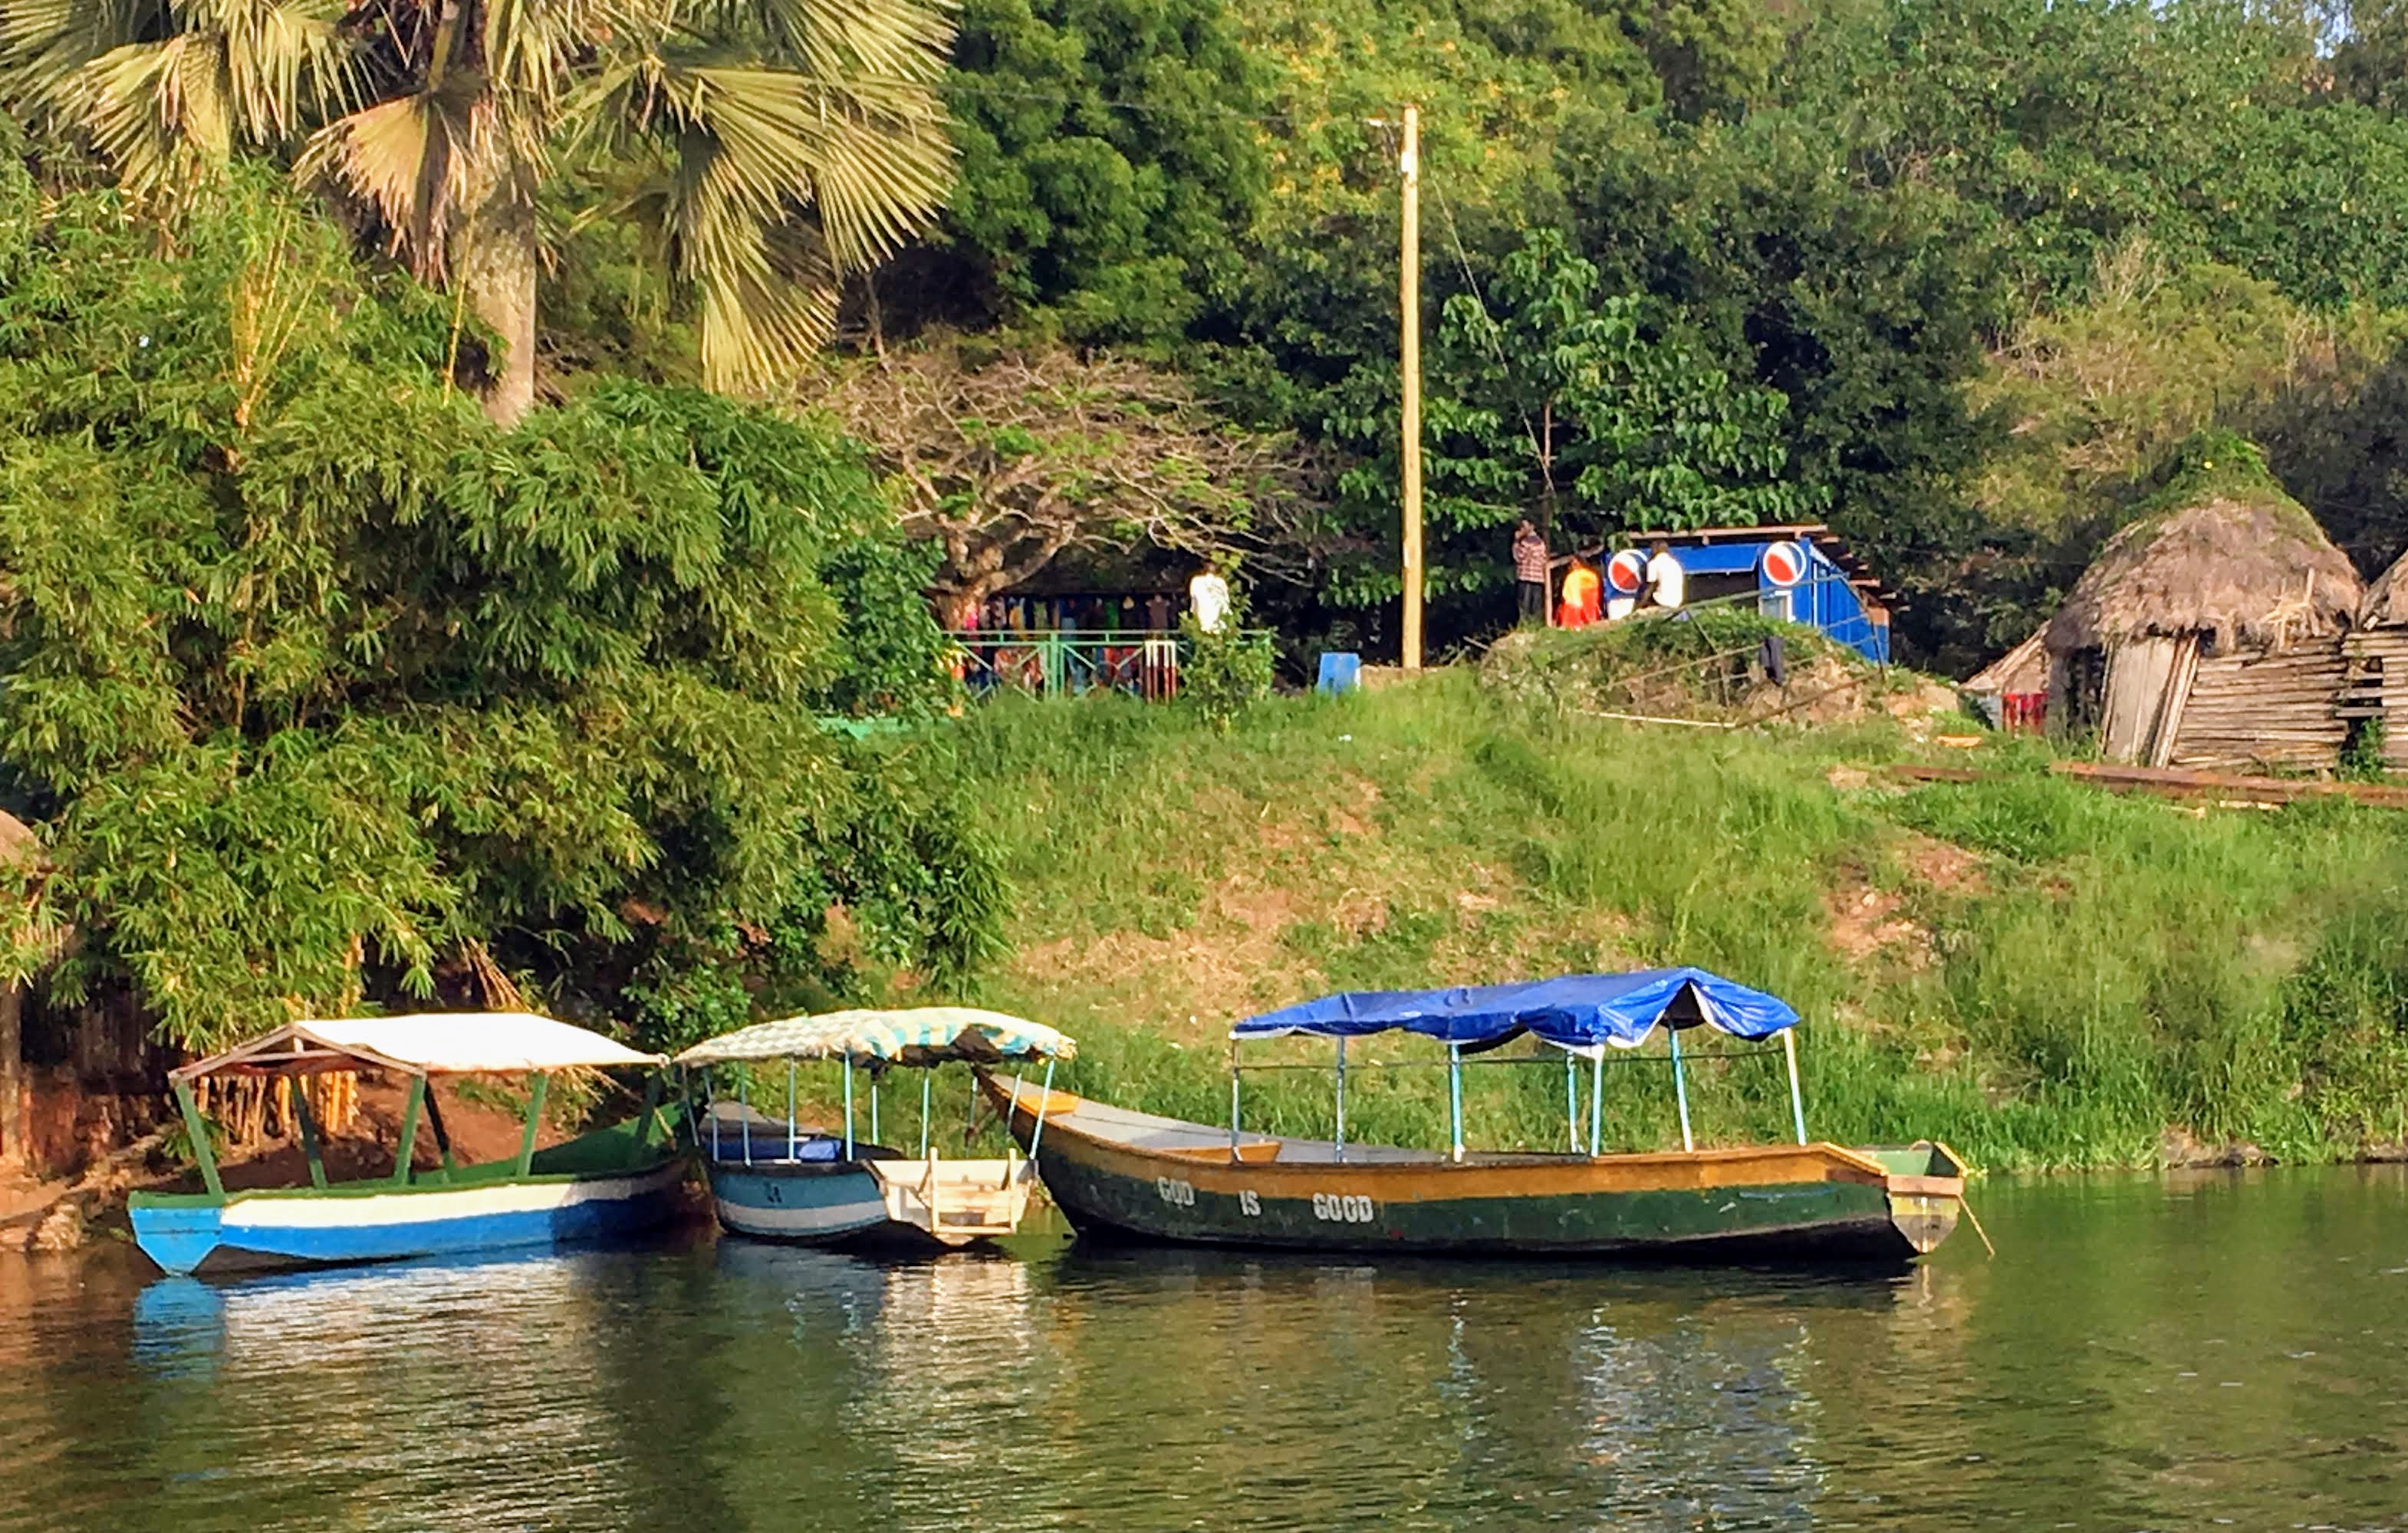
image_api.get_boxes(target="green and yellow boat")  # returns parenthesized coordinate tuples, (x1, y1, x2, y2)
(984, 969, 1967, 1265)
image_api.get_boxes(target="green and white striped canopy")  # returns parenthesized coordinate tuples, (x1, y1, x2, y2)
(675, 1007, 1075, 1068)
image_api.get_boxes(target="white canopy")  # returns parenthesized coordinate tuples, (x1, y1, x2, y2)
(172, 1013, 666, 1081)
(676, 1006, 1075, 1067)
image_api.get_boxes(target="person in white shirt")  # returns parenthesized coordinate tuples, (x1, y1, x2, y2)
(1188, 564, 1232, 633)
(1643, 539, 1685, 610)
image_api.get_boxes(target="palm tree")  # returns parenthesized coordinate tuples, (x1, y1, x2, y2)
(0, 0, 954, 423)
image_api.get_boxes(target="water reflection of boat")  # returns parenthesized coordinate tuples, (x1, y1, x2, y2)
(677, 1009, 1073, 1249)
(123, 1247, 692, 1528)
(993, 971, 1966, 1264)
(130, 1015, 682, 1276)
(699, 1238, 1054, 1529)
(1011, 1244, 1890, 1528)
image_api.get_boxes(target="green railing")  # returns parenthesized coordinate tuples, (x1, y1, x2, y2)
(948, 628, 1188, 699)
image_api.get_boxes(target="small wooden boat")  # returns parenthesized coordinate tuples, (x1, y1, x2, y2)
(676, 1008, 1074, 1249)
(985, 969, 1968, 1264)
(130, 1015, 681, 1277)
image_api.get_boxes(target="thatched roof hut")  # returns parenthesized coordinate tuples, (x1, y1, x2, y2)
(1961, 627, 2049, 732)
(2044, 496, 2364, 769)
(2363, 549, 2408, 630)
(2046, 498, 2361, 656)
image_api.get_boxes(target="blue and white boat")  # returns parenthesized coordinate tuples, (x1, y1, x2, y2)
(676, 1008, 1075, 1249)
(131, 1014, 682, 1276)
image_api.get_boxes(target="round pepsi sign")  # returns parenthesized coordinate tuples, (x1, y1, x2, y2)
(1761, 540, 1807, 587)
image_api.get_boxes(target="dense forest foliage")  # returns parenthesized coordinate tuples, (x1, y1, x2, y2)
(15, 0, 2408, 666)
(0, 159, 998, 1051)
(881, 0, 2408, 666)
(11, 0, 2408, 1049)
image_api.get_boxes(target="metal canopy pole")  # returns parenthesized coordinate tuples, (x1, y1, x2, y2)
(786, 1060, 797, 1161)
(920, 1071, 933, 1158)
(843, 1058, 855, 1160)
(1027, 1059, 1056, 1163)
(1564, 1052, 1579, 1153)
(739, 1072, 752, 1166)
(1668, 1027, 1695, 1153)
(1589, 1049, 1604, 1156)
(1229, 1046, 1243, 1158)
(1334, 1038, 1347, 1164)
(709, 1072, 721, 1161)
(870, 1076, 880, 1146)
(1783, 1028, 1808, 1145)
(1447, 1042, 1464, 1163)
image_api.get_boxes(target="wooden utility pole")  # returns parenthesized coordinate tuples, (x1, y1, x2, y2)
(1400, 103, 1424, 671)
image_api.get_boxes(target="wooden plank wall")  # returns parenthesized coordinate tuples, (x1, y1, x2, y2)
(2168, 640, 2350, 771)
(2345, 630, 2408, 769)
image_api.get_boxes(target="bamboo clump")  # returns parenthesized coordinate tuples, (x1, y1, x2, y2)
(189, 1071, 360, 1149)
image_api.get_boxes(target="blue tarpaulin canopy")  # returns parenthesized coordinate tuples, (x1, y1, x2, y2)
(1230, 969, 1799, 1055)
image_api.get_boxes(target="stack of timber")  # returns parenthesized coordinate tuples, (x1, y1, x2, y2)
(2166, 640, 2352, 771)
(2353, 552, 2408, 771)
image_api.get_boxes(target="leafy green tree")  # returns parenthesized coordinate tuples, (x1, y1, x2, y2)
(0, 164, 992, 1051)
(1317, 229, 1813, 624)
(927, 0, 1270, 342)
(0, 0, 956, 423)
(1433, 229, 1816, 540)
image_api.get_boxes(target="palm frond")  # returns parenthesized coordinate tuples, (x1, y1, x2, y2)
(0, 0, 160, 100)
(645, 61, 950, 268)
(65, 35, 232, 192)
(298, 81, 486, 278)
(2, 0, 351, 191)
(209, 0, 354, 135)
(674, 0, 952, 88)
(577, 55, 947, 391)
(476, 0, 614, 113)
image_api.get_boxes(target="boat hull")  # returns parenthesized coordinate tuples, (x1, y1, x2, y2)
(702, 1157, 894, 1245)
(987, 1078, 1961, 1265)
(130, 1160, 686, 1276)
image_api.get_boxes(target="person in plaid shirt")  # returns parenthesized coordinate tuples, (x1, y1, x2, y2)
(1512, 520, 1549, 627)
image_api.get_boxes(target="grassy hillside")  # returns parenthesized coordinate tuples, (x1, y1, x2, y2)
(921, 667, 2408, 1173)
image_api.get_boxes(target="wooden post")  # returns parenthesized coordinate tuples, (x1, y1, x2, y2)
(287, 1075, 327, 1189)
(173, 1077, 224, 1198)
(393, 1074, 424, 1186)
(516, 1072, 548, 1176)
(1400, 102, 1424, 672)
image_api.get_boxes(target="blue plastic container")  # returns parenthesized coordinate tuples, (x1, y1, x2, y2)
(1316, 651, 1363, 696)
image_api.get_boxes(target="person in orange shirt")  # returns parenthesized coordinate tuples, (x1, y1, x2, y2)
(1557, 559, 1603, 628)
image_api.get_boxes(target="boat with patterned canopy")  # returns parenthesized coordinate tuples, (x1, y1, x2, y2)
(982, 969, 1969, 1264)
(130, 1013, 681, 1276)
(676, 1007, 1075, 1249)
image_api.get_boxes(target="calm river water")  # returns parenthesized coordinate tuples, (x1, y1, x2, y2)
(4, 1167, 2406, 1531)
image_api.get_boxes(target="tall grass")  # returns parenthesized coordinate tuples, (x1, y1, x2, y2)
(899, 677, 2408, 1173)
